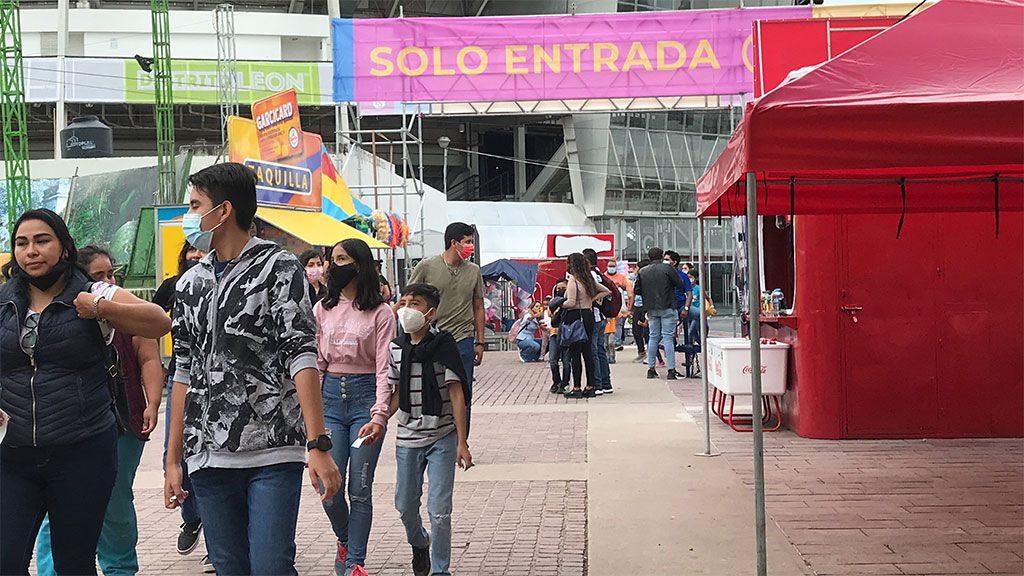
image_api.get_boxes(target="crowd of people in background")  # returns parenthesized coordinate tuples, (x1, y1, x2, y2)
(521, 245, 711, 397)
(0, 160, 713, 576)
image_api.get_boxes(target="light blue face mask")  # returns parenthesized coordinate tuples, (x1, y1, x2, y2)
(181, 203, 225, 253)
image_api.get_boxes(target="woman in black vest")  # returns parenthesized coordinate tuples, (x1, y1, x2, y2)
(0, 209, 172, 575)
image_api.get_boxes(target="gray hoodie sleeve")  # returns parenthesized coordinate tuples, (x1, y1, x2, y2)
(270, 253, 319, 377)
(171, 276, 192, 386)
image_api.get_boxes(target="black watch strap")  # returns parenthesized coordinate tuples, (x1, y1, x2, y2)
(307, 433, 332, 452)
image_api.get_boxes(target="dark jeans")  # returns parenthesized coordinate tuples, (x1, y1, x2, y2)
(0, 424, 118, 576)
(634, 308, 649, 356)
(590, 317, 612, 390)
(456, 337, 475, 437)
(548, 334, 571, 387)
(189, 462, 305, 576)
(163, 376, 200, 525)
(564, 309, 596, 390)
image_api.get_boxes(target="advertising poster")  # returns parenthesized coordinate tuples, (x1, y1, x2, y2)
(228, 115, 323, 210)
(251, 88, 304, 162)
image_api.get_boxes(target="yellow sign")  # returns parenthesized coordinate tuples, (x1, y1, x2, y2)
(251, 88, 303, 162)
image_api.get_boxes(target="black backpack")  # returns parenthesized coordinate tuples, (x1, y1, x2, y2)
(595, 272, 624, 319)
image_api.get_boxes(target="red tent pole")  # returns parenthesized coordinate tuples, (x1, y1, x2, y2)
(746, 171, 768, 576)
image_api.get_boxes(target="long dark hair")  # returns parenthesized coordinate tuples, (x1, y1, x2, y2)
(3, 209, 82, 282)
(322, 238, 383, 312)
(566, 252, 599, 297)
(175, 241, 196, 278)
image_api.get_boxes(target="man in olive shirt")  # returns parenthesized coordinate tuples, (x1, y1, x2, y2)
(409, 222, 485, 434)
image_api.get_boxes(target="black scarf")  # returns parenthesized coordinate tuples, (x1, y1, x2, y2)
(396, 329, 470, 417)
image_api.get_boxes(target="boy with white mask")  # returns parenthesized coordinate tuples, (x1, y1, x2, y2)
(387, 283, 472, 576)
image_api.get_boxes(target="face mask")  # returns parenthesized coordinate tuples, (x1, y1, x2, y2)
(607, 266, 617, 275)
(306, 266, 324, 284)
(181, 203, 225, 253)
(24, 259, 68, 291)
(554, 288, 566, 298)
(397, 306, 433, 333)
(184, 260, 200, 271)
(459, 242, 475, 261)
(328, 263, 358, 290)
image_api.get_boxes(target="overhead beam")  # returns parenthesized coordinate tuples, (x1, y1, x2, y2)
(522, 143, 566, 202)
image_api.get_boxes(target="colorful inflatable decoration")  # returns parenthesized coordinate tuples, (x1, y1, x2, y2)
(369, 209, 409, 248)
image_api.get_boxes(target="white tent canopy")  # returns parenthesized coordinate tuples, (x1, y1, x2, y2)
(446, 201, 596, 264)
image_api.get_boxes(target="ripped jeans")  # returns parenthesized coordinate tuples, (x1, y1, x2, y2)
(395, 431, 458, 576)
(322, 373, 385, 571)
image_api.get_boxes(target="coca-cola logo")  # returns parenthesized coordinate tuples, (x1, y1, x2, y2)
(742, 365, 768, 375)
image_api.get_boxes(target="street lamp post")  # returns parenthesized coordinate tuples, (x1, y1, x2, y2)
(438, 135, 450, 196)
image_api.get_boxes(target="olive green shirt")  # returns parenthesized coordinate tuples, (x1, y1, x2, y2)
(409, 255, 484, 342)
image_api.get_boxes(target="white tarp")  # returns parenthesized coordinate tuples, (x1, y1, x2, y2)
(446, 201, 595, 264)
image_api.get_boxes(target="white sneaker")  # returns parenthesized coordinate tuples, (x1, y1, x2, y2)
(202, 555, 215, 573)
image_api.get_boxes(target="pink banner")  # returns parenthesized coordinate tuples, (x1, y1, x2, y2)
(332, 7, 811, 103)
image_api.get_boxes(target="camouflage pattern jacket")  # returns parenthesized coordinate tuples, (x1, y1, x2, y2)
(172, 237, 318, 471)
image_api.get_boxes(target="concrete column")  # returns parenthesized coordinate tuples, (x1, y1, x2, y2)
(514, 124, 527, 199)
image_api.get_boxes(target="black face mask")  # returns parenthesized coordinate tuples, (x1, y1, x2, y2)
(328, 263, 358, 291)
(184, 260, 200, 271)
(24, 259, 69, 291)
(554, 288, 566, 298)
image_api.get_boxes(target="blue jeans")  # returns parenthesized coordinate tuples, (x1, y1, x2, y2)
(517, 336, 541, 362)
(614, 318, 625, 346)
(395, 431, 458, 576)
(321, 374, 385, 571)
(189, 462, 305, 576)
(36, 433, 147, 576)
(590, 317, 612, 390)
(456, 337, 475, 436)
(647, 308, 678, 370)
(163, 376, 200, 526)
(0, 425, 117, 576)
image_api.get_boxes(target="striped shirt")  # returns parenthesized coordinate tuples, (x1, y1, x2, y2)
(388, 337, 459, 448)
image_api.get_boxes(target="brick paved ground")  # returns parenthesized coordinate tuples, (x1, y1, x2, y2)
(668, 377, 1024, 576)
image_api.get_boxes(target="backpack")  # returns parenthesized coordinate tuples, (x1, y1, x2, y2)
(595, 272, 624, 319)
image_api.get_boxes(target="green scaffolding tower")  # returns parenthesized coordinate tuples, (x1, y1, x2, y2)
(1, 0, 31, 231)
(151, 0, 176, 204)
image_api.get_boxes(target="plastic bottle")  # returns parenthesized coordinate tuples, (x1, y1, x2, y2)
(771, 289, 783, 317)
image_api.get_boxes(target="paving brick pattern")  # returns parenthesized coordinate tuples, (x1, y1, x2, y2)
(473, 356, 580, 407)
(668, 378, 1024, 576)
(131, 480, 586, 576)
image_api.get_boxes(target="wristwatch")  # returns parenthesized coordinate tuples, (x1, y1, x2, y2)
(306, 433, 333, 452)
(474, 341, 485, 348)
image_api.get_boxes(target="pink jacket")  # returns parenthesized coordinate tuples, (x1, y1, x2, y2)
(314, 297, 397, 426)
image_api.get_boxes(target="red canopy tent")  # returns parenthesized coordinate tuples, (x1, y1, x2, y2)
(692, 2, 1023, 574)
(697, 0, 1024, 218)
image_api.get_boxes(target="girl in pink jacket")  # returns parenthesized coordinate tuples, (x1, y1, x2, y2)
(314, 238, 396, 576)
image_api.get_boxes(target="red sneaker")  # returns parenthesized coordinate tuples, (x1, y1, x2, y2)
(337, 541, 349, 563)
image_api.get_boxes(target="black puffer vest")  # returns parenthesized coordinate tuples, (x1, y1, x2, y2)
(0, 268, 114, 447)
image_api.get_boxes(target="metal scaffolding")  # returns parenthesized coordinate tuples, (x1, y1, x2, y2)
(1, 0, 31, 231)
(215, 4, 239, 147)
(340, 103, 426, 285)
(151, 0, 176, 204)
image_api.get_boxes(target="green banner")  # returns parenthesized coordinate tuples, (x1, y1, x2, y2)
(124, 60, 322, 105)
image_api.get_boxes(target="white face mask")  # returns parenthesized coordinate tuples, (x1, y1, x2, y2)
(398, 306, 433, 333)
